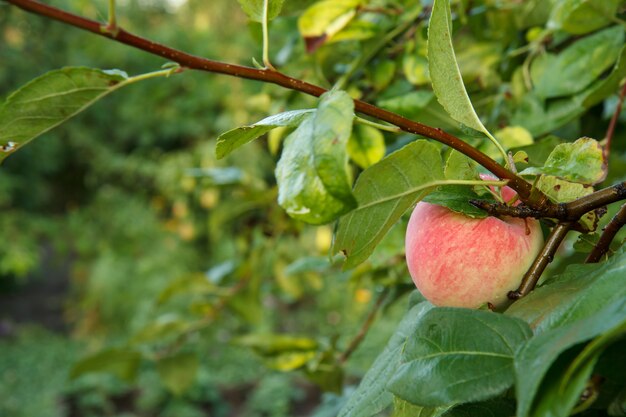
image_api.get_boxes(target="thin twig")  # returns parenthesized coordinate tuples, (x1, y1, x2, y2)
(4, 0, 540, 203)
(339, 288, 389, 364)
(604, 82, 626, 162)
(508, 222, 573, 300)
(586, 202, 626, 263)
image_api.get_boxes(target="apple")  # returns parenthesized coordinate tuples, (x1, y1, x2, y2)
(405, 182, 544, 308)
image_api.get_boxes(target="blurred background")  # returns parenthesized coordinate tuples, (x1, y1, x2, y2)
(0, 1, 412, 416)
(3, 0, 626, 415)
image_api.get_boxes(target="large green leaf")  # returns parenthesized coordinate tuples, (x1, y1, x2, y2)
(156, 352, 199, 396)
(388, 308, 532, 407)
(275, 90, 356, 224)
(532, 26, 624, 99)
(506, 249, 626, 333)
(237, 0, 285, 22)
(514, 299, 626, 417)
(338, 302, 435, 417)
(333, 140, 444, 268)
(215, 109, 314, 159)
(427, 0, 490, 136)
(548, 0, 620, 35)
(0, 67, 129, 163)
(70, 348, 142, 382)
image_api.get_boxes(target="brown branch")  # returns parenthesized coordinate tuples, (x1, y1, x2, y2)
(604, 82, 626, 162)
(586, 202, 626, 263)
(339, 288, 388, 364)
(4, 0, 538, 202)
(508, 222, 573, 300)
(471, 181, 626, 223)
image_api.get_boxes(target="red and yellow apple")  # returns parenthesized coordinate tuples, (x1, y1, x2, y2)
(405, 182, 544, 308)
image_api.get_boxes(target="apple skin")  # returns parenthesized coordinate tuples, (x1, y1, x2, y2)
(405, 192, 544, 308)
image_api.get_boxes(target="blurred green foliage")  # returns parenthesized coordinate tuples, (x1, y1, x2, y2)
(2, 0, 626, 416)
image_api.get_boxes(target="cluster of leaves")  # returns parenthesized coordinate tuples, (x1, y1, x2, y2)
(2, 0, 626, 415)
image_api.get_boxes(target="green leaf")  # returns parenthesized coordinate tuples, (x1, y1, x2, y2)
(347, 124, 386, 169)
(216, 109, 314, 159)
(156, 352, 199, 396)
(533, 175, 597, 231)
(70, 348, 141, 382)
(427, 0, 490, 136)
(0, 67, 129, 163)
(442, 398, 516, 417)
(333, 140, 444, 268)
(392, 397, 448, 417)
(584, 45, 626, 107)
(234, 333, 318, 355)
(298, 0, 362, 51)
(520, 137, 606, 185)
(443, 150, 478, 181)
(237, 0, 285, 22)
(548, 0, 620, 35)
(514, 299, 626, 417)
(532, 26, 624, 99)
(422, 185, 489, 218)
(511, 135, 563, 167)
(388, 308, 532, 407)
(506, 248, 626, 333)
(275, 90, 357, 224)
(338, 302, 435, 417)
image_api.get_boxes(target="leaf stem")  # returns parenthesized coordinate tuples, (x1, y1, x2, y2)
(101, 0, 119, 35)
(262, 0, 275, 70)
(485, 130, 509, 168)
(354, 116, 401, 133)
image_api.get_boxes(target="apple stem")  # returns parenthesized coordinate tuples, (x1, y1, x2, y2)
(586, 202, 626, 263)
(508, 222, 573, 300)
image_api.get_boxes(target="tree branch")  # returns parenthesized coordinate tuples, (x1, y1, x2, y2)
(586, 202, 626, 263)
(470, 181, 626, 223)
(508, 222, 573, 300)
(4, 0, 538, 202)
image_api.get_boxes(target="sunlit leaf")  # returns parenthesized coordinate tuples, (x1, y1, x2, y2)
(0, 67, 129, 162)
(548, 0, 620, 35)
(520, 137, 606, 185)
(333, 140, 444, 268)
(389, 308, 531, 407)
(347, 124, 386, 169)
(216, 109, 314, 159)
(237, 0, 285, 22)
(392, 397, 448, 417)
(275, 90, 356, 224)
(298, 0, 362, 52)
(427, 0, 490, 136)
